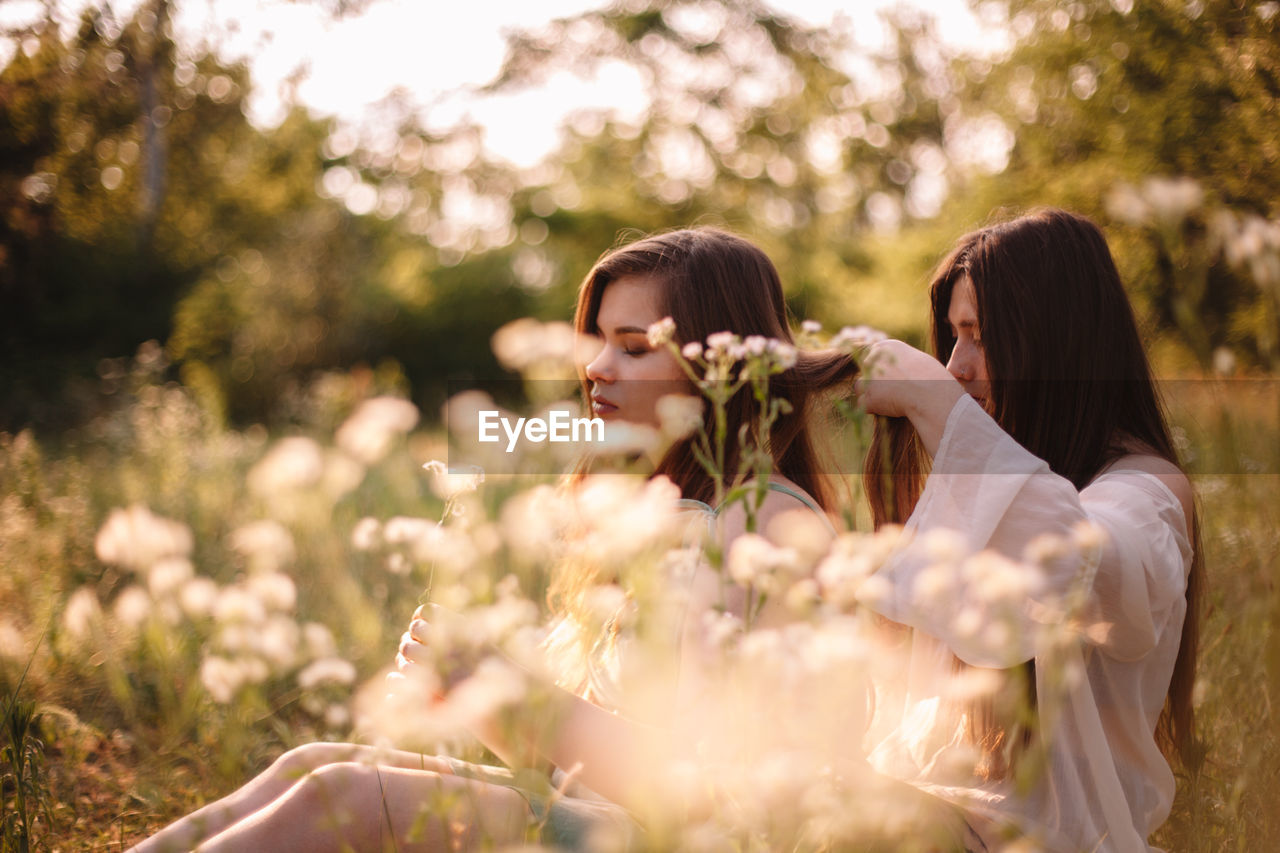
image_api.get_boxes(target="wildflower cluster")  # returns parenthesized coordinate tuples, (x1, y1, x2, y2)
(18, 320, 1136, 851)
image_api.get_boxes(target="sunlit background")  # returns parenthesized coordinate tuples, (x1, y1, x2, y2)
(1, 1, 1279, 849)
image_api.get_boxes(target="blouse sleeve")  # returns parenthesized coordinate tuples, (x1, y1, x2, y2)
(859, 394, 1192, 668)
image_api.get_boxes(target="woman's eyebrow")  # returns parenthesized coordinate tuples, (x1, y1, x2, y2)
(609, 325, 650, 336)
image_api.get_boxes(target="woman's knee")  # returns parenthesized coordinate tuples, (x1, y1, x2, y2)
(271, 742, 368, 781)
(297, 761, 377, 795)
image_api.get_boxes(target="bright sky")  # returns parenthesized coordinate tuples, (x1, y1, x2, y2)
(2, 0, 1006, 168)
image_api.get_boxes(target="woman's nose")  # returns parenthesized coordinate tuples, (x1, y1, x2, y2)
(947, 341, 974, 382)
(585, 347, 613, 383)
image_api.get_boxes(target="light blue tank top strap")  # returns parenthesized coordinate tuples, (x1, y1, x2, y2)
(675, 481, 836, 534)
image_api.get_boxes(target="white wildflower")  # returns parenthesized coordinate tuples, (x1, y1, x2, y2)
(335, 396, 419, 465)
(655, 394, 704, 441)
(801, 319, 822, 333)
(214, 586, 267, 626)
(1072, 520, 1107, 552)
(744, 335, 768, 356)
(383, 515, 437, 547)
(94, 504, 193, 572)
(1105, 182, 1150, 226)
(247, 572, 297, 613)
(258, 616, 301, 669)
(147, 556, 194, 600)
(764, 509, 834, 568)
(216, 623, 256, 655)
(767, 340, 797, 369)
(303, 622, 338, 659)
(113, 586, 152, 629)
(499, 484, 566, 563)
(62, 587, 103, 641)
(784, 578, 821, 615)
(491, 317, 577, 373)
(179, 577, 219, 618)
(351, 516, 381, 550)
(980, 620, 1012, 653)
(814, 528, 906, 608)
(248, 436, 325, 496)
(443, 657, 528, 726)
(237, 656, 270, 686)
(323, 449, 366, 499)
(584, 584, 630, 626)
(595, 420, 661, 458)
(1192, 677, 1209, 709)
(298, 657, 358, 690)
(472, 597, 541, 647)
(701, 610, 744, 651)
(727, 534, 799, 594)
(324, 703, 351, 730)
(921, 528, 968, 563)
(646, 316, 676, 347)
(422, 461, 485, 500)
(1212, 347, 1236, 376)
(200, 655, 244, 704)
(911, 562, 957, 606)
(229, 520, 296, 574)
(681, 341, 703, 360)
(1023, 532, 1070, 566)
(951, 605, 983, 638)
(0, 620, 24, 662)
(738, 628, 783, 664)
(829, 325, 887, 351)
(1143, 176, 1203, 225)
(705, 331, 738, 356)
(962, 550, 1043, 603)
(853, 573, 892, 608)
(568, 475, 680, 562)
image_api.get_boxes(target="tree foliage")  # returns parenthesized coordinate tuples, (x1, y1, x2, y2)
(3, 0, 1277, 432)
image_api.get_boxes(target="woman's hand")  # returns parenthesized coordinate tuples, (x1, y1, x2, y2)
(395, 607, 432, 675)
(385, 604, 439, 699)
(855, 339, 965, 456)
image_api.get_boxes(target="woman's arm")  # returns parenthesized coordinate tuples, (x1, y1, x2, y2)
(855, 388, 1193, 668)
(855, 339, 964, 457)
(396, 611, 682, 810)
(397, 487, 830, 811)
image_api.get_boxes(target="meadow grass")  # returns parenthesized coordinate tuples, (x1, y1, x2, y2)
(1, 369, 1277, 851)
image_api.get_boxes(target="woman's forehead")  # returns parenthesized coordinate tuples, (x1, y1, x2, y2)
(598, 274, 664, 326)
(947, 275, 979, 324)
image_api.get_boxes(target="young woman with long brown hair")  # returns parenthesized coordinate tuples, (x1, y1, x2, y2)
(858, 208, 1201, 852)
(126, 227, 861, 852)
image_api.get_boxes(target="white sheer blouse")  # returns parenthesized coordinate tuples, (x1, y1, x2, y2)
(862, 393, 1192, 852)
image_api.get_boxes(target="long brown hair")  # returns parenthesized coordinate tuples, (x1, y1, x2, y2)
(573, 227, 856, 510)
(868, 208, 1202, 770)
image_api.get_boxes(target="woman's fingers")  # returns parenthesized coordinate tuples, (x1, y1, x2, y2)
(398, 631, 430, 670)
(408, 617, 431, 644)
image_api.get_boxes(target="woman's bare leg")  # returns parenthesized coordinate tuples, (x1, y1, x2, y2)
(195, 763, 531, 853)
(128, 743, 455, 852)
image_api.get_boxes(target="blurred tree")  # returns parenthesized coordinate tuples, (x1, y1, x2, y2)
(474, 0, 976, 340)
(0, 2, 536, 428)
(952, 0, 1280, 367)
(7, 0, 1275, 433)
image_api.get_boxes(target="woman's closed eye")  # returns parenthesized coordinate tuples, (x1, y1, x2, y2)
(619, 338, 652, 357)
(951, 323, 981, 346)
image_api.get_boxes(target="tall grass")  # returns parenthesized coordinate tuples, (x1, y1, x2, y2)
(0, 347, 1276, 850)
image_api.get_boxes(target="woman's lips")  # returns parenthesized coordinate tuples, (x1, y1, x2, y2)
(591, 396, 617, 416)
